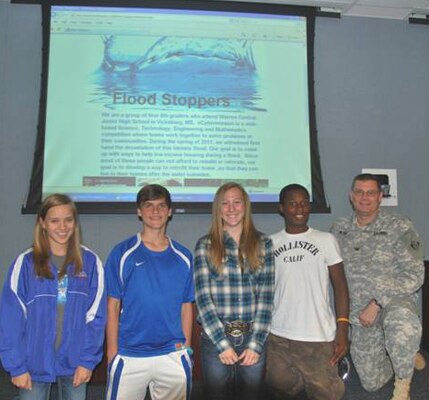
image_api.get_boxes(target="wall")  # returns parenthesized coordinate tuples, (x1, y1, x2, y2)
(0, 3, 428, 286)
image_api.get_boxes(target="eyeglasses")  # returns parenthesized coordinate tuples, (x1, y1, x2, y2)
(352, 189, 380, 198)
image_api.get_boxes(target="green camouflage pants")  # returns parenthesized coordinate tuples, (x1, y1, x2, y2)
(350, 298, 421, 392)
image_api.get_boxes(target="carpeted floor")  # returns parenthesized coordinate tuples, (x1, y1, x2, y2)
(0, 353, 428, 399)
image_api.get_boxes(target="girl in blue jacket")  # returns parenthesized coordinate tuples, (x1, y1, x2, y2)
(0, 194, 106, 400)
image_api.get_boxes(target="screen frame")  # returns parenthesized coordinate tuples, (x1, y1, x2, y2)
(18, 0, 330, 214)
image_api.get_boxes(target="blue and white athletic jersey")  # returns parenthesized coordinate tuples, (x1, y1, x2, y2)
(106, 234, 194, 357)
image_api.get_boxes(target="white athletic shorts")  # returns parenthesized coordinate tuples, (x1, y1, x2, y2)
(106, 349, 192, 400)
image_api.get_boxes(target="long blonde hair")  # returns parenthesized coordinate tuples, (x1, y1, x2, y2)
(208, 182, 263, 273)
(33, 194, 83, 279)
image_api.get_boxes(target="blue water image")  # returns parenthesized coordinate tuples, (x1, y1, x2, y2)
(90, 35, 266, 111)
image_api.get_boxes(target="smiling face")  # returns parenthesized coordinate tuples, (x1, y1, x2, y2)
(41, 204, 76, 256)
(350, 179, 383, 221)
(280, 188, 311, 234)
(220, 187, 246, 232)
(137, 197, 172, 231)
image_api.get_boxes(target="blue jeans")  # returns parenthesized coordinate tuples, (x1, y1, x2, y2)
(19, 376, 87, 400)
(200, 332, 266, 400)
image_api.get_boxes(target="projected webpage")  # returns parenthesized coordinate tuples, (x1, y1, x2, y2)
(44, 6, 311, 204)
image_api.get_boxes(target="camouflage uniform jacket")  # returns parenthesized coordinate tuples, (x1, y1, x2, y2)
(331, 210, 424, 324)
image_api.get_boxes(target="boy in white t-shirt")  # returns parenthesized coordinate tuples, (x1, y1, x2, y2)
(265, 184, 349, 400)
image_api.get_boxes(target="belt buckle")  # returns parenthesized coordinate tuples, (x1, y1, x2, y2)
(231, 320, 245, 330)
(227, 320, 246, 337)
(229, 328, 243, 338)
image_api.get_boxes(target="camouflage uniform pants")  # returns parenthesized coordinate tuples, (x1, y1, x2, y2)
(350, 298, 421, 392)
(265, 333, 344, 400)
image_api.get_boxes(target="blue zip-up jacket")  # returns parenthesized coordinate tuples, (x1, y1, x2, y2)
(0, 246, 106, 382)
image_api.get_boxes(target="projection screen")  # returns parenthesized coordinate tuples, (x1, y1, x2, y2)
(22, 1, 329, 214)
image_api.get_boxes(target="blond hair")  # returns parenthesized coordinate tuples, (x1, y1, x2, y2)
(208, 182, 263, 274)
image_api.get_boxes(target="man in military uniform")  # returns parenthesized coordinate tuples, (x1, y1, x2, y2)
(331, 173, 424, 400)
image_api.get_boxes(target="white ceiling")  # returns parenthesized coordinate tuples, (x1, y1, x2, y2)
(237, 0, 429, 19)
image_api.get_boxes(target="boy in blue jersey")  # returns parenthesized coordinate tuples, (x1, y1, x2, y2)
(105, 184, 194, 400)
